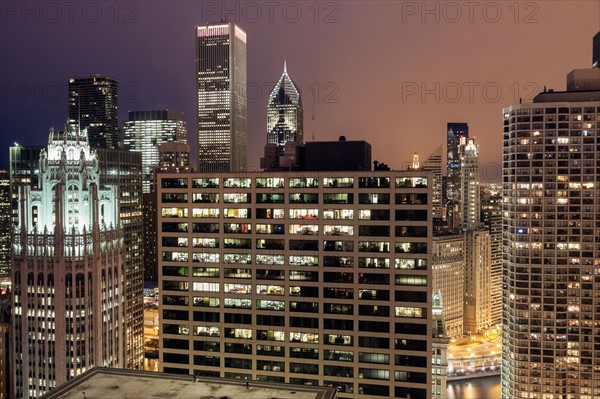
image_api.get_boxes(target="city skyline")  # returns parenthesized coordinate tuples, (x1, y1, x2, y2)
(1, 2, 597, 173)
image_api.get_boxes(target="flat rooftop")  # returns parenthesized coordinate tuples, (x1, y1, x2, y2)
(40, 368, 337, 399)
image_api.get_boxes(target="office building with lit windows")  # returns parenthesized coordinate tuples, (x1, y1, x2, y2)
(123, 110, 187, 193)
(196, 22, 247, 173)
(11, 126, 125, 398)
(431, 234, 464, 340)
(445, 123, 468, 229)
(502, 63, 600, 398)
(157, 170, 434, 399)
(68, 74, 120, 149)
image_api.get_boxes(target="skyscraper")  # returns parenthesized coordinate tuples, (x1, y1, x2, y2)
(446, 122, 468, 229)
(9, 145, 43, 226)
(502, 63, 600, 397)
(196, 22, 247, 172)
(267, 61, 303, 151)
(460, 138, 480, 229)
(96, 148, 144, 370)
(68, 74, 120, 149)
(11, 126, 125, 398)
(123, 110, 187, 193)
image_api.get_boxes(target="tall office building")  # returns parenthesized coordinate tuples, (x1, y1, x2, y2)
(267, 61, 303, 151)
(11, 126, 125, 398)
(431, 234, 465, 340)
(196, 22, 247, 173)
(157, 170, 434, 398)
(481, 190, 502, 327)
(431, 292, 448, 399)
(421, 146, 443, 223)
(593, 31, 599, 68)
(9, 146, 44, 227)
(502, 59, 600, 397)
(445, 123, 468, 229)
(124, 110, 187, 193)
(68, 74, 120, 149)
(96, 148, 144, 370)
(0, 171, 10, 277)
(460, 138, 491, 334)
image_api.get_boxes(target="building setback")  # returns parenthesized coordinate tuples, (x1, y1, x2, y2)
(157, 171, 433, 399)
(196, 22, 247, 173)
(11, 127, 125, 398)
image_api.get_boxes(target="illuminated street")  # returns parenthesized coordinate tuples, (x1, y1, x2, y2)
(447, 327, 502, 377)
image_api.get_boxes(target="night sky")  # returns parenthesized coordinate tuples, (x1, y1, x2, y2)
(1, 1, 599, 179)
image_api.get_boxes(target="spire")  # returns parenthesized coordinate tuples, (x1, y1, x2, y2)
(283, 59, 287, 74)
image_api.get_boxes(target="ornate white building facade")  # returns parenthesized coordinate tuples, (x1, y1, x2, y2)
(11, 126, 125, 398)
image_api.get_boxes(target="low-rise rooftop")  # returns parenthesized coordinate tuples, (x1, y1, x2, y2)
(40, 368, 337, 399)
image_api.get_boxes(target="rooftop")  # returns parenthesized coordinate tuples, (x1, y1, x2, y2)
(40, 368, 337, 399)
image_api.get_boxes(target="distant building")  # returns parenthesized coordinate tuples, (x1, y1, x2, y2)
(432, 235, 465, 340)
(0, 292, 11, 399)
(267, 61, 303, 153)
(196, 22, 247, 172)
(12, 126, 124, 398)
(9, 145, 44, 226)
(38, 368, 337, 399)
(96, 148, 144, 370)
(304, 139, 371, 171)
(123, 110, 187, 193)
(68, 74, 120, 149)
(144, 142, 193, 282)
(481, 193, 502, 326)
(431, 292, 448, 399)
(0, 171, 10, 277)
(445, 123, 468, 229)
(157, 170, 434, 398)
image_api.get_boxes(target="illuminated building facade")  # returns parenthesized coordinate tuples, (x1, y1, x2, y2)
(431, 235, 464, 340)
(157, 170, 433, 399)
(267, 62, 303, 152)
(431, 292, 448, 399)
(196, 22, 247, 173)
(9, 146, 43, 226)
(445, 123, 468, 230)
(96, 148, 144, 370)
(481, 194, 502, 326)
(11, 126, 125, 398)
(68, 74, 120, 149)
(123, 110, 187, 193)
(502, 67, 600, 398)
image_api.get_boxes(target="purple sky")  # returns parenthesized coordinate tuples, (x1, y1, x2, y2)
(1, 1, 599, 179)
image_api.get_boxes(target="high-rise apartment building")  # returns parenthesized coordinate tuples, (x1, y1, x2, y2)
(0, 171, 10, 277)
(157, 170, 434, 399)
(431, 234, 465, 340)
(124, 110, 187, 193)
(68, 74, 120, 149)
(96, 148, 144, 370)
(267, 62, 303, 151)
(502, 62, 600, 397)
(11, 127, 125, 398)
(196, 22, 247, 173)
(431, 292, 448, 399)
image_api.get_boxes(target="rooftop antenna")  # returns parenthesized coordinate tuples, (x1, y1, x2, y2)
(284, 59, 287, 74)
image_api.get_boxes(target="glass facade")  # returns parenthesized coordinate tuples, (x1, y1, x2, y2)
(267, 62, 303, 151)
